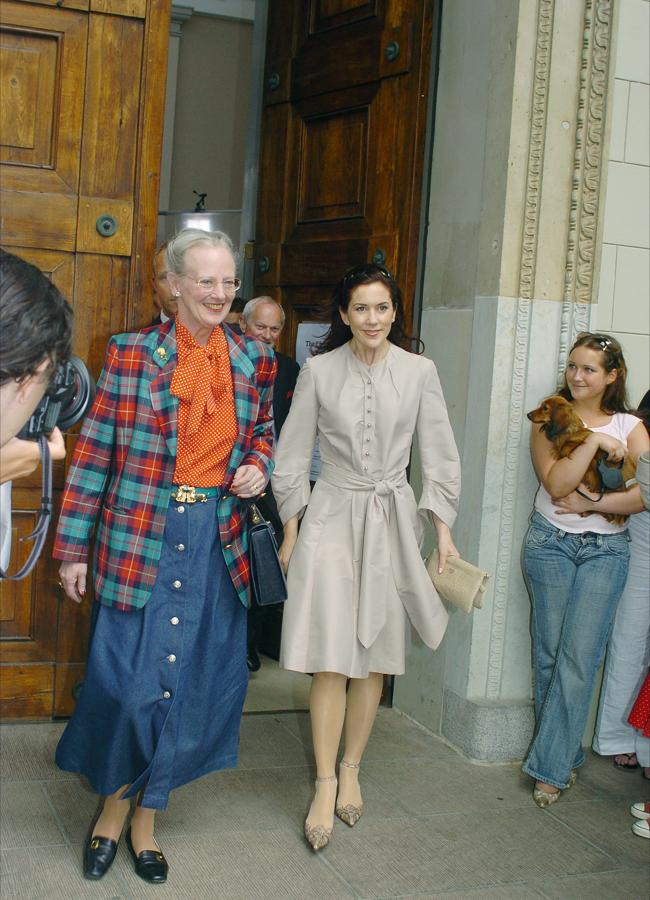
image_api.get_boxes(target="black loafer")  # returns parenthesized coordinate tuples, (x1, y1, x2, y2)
(126, 827, 168, 884)
(83, 832, 119, 880)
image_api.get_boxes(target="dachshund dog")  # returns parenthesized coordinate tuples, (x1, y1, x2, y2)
(527, 395, 635, 524)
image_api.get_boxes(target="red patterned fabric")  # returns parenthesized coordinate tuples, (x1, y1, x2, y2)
(54, 320, 276, 611)
(628, 671, 650, 738)
(171, 322, 238, 486)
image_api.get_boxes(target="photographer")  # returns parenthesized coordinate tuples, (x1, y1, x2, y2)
(0, 250, 73, 482)
(0, 250, 73, 570)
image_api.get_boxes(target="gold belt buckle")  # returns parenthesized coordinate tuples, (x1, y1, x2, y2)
(172, 485, 207, 504)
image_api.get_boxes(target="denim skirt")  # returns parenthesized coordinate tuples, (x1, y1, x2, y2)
(55, 496, 248, 810)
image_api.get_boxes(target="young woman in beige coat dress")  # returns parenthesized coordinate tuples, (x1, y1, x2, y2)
(272, 264, 461, 851)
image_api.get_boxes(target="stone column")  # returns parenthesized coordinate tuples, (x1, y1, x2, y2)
(395, 0, 615, 761)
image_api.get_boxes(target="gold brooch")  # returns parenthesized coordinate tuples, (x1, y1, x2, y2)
(155, 347, 169, 362)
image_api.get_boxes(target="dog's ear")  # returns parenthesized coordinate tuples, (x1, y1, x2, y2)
(544, 408, 565, 441)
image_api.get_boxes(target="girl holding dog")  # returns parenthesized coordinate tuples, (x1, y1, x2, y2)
(522, 333, 649, 807)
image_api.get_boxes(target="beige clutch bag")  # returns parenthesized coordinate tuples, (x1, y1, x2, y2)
(426, 551, 490, 614)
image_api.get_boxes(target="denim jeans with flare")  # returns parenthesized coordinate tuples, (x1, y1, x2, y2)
(522, 511, 630, 789)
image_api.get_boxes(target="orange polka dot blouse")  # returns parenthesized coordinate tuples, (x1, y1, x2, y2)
(170, 322, 238, 487)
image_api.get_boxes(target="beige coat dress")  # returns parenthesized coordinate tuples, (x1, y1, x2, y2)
(272, 342, 461, 677)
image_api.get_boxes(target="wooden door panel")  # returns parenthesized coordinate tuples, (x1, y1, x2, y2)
(80, 14, 143, 200)
(255, 0, 435, 331)
(91, 0, 146, 17)
(0, 192, 78, 250)
(77, 197, 134, 256)
(72, 254, 131, 375)
(297, 108, 369, 223)
(0, 480, 63, 660)
(0, 2, 87, 197)
(308, 0, 382, 34)
(0, 0, 170, 721)
(0, 663, 54, 718)
(0, 28, 58, 166)
(292, 27, 382, 99)
(18, 0, 89, 9)
(6, 247, 76, 302)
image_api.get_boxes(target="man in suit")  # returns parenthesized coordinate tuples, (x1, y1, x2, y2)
(151, 242, 178, 324)
(240, 296, 299, 670)
(240, 297, 299, 435)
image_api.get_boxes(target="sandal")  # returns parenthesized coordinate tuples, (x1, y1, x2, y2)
(613, 753, 640, 771)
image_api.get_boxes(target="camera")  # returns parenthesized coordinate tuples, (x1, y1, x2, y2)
(17, 355, 95, 441)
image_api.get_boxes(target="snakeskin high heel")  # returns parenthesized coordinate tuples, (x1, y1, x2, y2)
(336, 759, 363, 827)
(304, 775, 337, 851)
(533, 770, 577, 808)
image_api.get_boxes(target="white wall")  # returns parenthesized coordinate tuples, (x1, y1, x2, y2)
(597, 0, 650, 405)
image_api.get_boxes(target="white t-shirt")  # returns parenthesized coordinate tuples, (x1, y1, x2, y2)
(0, 481, 12, 571)
(534, 412, 641, 534)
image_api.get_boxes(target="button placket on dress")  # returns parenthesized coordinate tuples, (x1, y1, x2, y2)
(141, 498, 194, 804)
(362, 375, 374, 472)
(160, 501, 188, 702)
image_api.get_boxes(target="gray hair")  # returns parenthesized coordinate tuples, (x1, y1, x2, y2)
(241, 295, 286, 327)
(166, 228, 238, 274)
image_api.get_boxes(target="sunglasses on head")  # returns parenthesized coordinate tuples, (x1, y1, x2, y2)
(342, 263, 394, 283)
(575, 333, 622, 365)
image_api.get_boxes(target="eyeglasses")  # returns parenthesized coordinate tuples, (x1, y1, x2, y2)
(342, 263, 394, 283)
(181, 275, 241, 294)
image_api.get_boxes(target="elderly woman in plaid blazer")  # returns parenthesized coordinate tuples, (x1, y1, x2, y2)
(54, 229, 276, 884)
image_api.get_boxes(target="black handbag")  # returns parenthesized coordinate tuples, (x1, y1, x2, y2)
(247, 501, 288, 607)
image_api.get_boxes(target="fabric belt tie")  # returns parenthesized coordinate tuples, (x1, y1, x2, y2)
(318, 462, 444, 649)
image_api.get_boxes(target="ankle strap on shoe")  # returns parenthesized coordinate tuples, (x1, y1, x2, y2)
(339, 759, 360, 769)
(315, 774, 337, 783)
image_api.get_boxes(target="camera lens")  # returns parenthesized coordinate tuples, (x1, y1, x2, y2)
(57, 356, 95, 431)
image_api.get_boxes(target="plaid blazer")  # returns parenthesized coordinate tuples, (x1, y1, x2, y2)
(53, 320, 276, 612)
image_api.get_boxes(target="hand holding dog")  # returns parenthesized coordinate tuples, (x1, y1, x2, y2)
(592, 433, 627, 463)
(553, 490, 594, 515)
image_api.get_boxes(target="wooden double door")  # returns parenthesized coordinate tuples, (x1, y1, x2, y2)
(0, 0, 169, 717)
(0, 0, 438, 719)
(254, 0, 438, 353)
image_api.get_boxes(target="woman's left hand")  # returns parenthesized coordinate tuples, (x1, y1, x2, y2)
(553, 490, 595, 515)
(433, 516, 460, 574)
(230, 464, 267, 498)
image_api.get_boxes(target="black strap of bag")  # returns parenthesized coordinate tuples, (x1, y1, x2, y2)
(0, 437, 52, 581)
(246, 499, 288, 607)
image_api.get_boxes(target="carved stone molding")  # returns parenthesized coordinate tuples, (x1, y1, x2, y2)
(559, 0, 613, 377)
(487, 0, 557, 701)
(519, 0, 555, 300)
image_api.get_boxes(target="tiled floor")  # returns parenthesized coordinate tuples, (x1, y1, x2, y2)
(243, 654, 311, 713)
(0, 709, 648, 899)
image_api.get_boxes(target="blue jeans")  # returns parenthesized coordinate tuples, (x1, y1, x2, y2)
(522, 511, 630, 789)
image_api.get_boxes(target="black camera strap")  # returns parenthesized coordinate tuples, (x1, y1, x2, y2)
(0, 436, 52, 581)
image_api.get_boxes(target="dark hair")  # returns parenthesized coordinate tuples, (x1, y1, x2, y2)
(0, 249, 73, 386)
(314, 264, 421, 355)
(558, 332, 630, 414)
(635, 389, 650, 435)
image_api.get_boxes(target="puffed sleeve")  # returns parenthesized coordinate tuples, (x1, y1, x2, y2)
(271, 358, 319, 524)
(416, 360, 461, 529)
